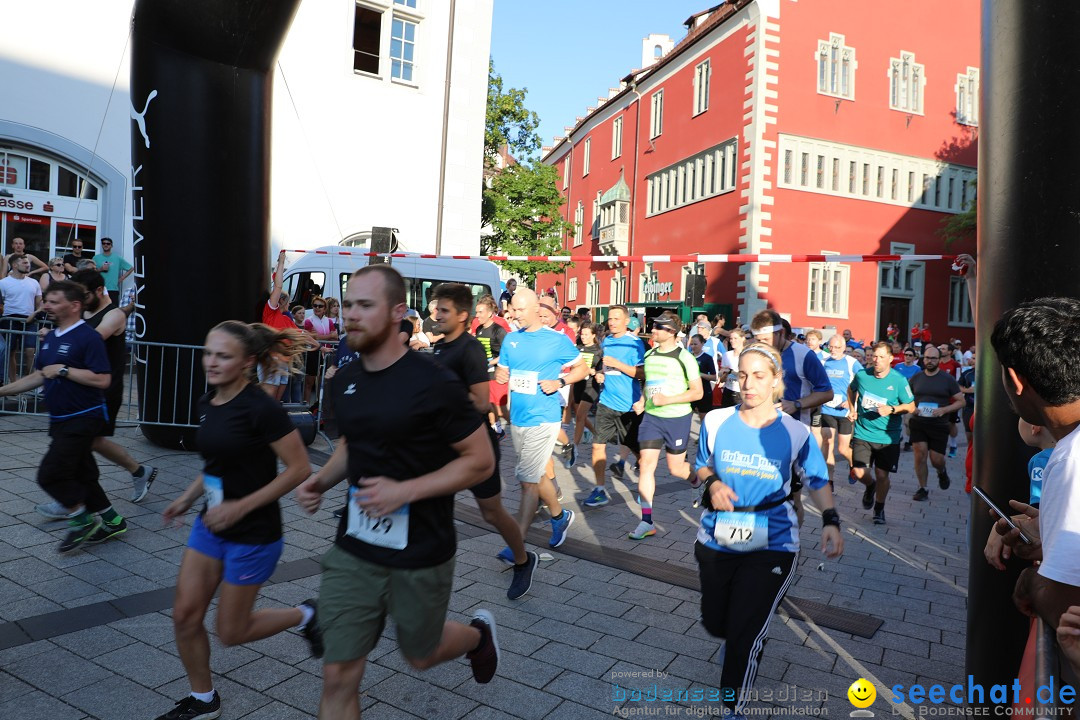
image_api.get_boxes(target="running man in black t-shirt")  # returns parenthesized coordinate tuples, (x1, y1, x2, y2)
(155, 321, 319, 720)
(908, 345, 965, 501)
(432, 283, 537, 600)
(295, 265, 500, 717)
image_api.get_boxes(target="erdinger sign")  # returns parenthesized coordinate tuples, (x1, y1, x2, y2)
(643, 280, 674, 297)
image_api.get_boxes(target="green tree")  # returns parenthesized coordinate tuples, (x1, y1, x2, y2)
(482, 61, 571, 282)
(938, 180, 976, 248)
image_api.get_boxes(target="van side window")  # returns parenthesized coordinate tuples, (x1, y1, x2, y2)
(417, 279, 492, 313)
(287, 271, 325, 308)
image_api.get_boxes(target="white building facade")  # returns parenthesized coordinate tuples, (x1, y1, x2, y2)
(0, 0, 492, 281)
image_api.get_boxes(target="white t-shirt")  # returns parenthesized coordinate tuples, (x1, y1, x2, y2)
(1038, 424, 1080, 586)
(723, 349, 740, 391)
(0, 275, 42, 316)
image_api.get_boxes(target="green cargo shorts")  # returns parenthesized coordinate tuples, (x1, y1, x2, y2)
(318, 544, 455, 664)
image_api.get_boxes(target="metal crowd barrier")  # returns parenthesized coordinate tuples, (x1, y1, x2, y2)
(0, 326, 336, 452)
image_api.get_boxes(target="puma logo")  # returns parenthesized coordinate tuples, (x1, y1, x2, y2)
(344, 383, 356, 395)
(131, 90, 158, 148)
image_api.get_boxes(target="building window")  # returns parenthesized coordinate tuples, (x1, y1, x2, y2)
(568, 277, 578, 302)
(612, 116, 623, 159)
(610, 270, 626, 304)
(777, 133, 975, 215)
(807, 257, 849, 317)
(889, 51, 925, 114)
(583, 137, 591, 176)
(563, 158, 570, 189)
(390, 17, 417, 82)
(949, 276, 973, 326)
(591, 191, 601, 239)
(645, 138, 738, 217)
(816, 33, 856, 99)
(650, 90, 664, 139)
(956, 67, 979, 126)
(573, 201, 584, 247)
(352, 5, 383, 75)
(393, 0, 417, 6)
(587, 273, 600, 305)
(693, 59, 711, 115)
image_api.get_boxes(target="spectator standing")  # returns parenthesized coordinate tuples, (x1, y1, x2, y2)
(91, 237, 133, 306)
(40, 257, 68, 292)
(0, 254, 43, 381)
(499, 278, 516, 312)
(1, 236, 48, 279)
(63, 239, 89, 275)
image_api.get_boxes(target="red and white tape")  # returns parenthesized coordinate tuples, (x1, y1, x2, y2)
(285, 250, 957, 264)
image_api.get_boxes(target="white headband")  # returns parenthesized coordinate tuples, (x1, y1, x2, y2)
(753, 324, 784, 334)
(740, 345, 780, 373)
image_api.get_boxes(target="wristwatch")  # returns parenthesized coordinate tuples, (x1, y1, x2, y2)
(794, 399, 802, 412)
(558, 378, 567, 387)
(58, 366, 69, 379)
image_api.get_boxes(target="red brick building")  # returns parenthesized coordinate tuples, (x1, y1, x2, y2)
(539, 0, 978, 344)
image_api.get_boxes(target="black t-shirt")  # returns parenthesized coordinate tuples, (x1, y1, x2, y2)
(63, 253, 84, 269)
(576, 343, 600, 391)
(84, 306, 126, 384)
(909, 370, 961, 425)
(197, 383, 296, 544)
(421, 316, 439, 336)
(433, 333, 489, 388)
(332, 351, 483, 568)
(36, 321, 109, 421)
(959, 367, 975, 409)
(474, 322, 507, 372)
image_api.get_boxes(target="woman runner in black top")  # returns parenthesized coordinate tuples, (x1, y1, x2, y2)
(155, 321, 319, 720)
(572, 322, 601, 446)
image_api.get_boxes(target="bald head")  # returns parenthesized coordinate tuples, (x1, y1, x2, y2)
(511, 288, 542, 330)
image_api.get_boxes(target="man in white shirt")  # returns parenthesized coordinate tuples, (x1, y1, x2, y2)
(993, 298, 1080, 628)
(0, 254, 43, 381)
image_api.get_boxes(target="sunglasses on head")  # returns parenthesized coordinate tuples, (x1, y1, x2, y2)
(313, 304, 326, 309)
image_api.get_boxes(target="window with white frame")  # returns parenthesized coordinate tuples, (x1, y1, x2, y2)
(646, 138, 737, 216)
(956, 67, 979, 126)
(650, 90, 664, 139)
(807, 255, 849, 317)
(889, 51, 925, 114)
(352, 5, 383, 74)
(816, 33, 856, 99)
(583, 137, 591, 176)
(610, 269, 626, 304)
(693, 59, 711, 115)
(390, 16, 417, 82)
(573, 201, 584, 247)
(591, 191, 601, 239)
(587, 273, 600, 305)
(777, 134, 975, 214)
(393, 0, 417, 6)
(948, 276, 973, 326)
(568, 277, 578, 302)
(639, 263, 659, 302)
(563, 157, 570, 189)
(612, 116, 623, 159)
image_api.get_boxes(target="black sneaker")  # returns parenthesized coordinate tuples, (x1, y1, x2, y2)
(609, 461, 625, 480)
(937, 470, 951, 490)
(154, 692, 221, 720)
(861, 481, 876, 510)
(913, 487, 929, 502)
(466, 609, 499, 683)
(87, 517, 127, 544)
(299, 599, 324, 659)
(903, 441, 912, 451)
(507, 551, 538, 600)
(873, 510, 887, 525)
(59, 517, 102, 553)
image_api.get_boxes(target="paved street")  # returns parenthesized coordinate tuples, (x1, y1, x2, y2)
(0, 411, 973, 719)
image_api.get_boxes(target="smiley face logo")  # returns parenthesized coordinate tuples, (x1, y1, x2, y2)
(848, 678, 876, 708)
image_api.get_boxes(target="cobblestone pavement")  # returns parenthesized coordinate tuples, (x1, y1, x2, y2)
(0, 411, 974, 719)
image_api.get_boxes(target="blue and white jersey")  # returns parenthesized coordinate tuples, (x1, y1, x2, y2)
(781, 342, 831, 424)
(498, 326, 581, 427)
(1029, 447, 1052, 507)
(598, 333, 645, 412)
(695, 406, 828, 554)
(820, 355, 863, 418)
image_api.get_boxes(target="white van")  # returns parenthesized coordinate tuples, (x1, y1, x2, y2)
(280, 245, 504, 312)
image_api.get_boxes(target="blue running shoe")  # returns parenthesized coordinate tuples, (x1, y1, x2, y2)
(549, 509, 575, 548)
(583, 488, 609, 507)
(496, 546, 515, 565)
(609, 460, 625, 480)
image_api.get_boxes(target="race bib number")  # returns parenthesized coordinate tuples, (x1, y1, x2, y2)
(509, 370, 539, 395)
(346, 487, 409, 550)
(861, 391, 887, 411)
(826, 392, 846, 408)
(917, 402, 939, 418)
(712, 512, 769, 552)
(203, 474, 224, 509)
(645, 380, 666, 398)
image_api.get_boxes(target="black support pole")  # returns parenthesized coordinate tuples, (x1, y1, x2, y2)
(130, 0, 301, 448)
(968, 0, 1080, 699)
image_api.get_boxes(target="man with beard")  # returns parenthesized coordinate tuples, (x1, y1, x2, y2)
(31, 270, 158, 533)
(296, 265, 499, 719)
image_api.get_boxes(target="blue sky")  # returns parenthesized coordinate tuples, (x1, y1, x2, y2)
(490, 0, 710, 158)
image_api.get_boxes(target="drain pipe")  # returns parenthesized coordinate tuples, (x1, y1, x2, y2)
(628, 78, 643, 304)
(434, 0, 457, 255)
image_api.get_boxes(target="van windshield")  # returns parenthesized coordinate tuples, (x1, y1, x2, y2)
(338, 272, 491, 313)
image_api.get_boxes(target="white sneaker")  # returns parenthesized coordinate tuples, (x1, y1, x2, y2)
(628, 520, 656, 540)
(36, 500, 74, 520)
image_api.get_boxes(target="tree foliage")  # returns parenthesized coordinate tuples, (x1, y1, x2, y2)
(938, 179, 976, 248)
(482, 60, 570, 283)
(482, 163, 570, 283)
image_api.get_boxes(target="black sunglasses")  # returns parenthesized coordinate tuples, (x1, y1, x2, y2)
(312, 304, 326, 309)
(101, 241, 112, 245)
